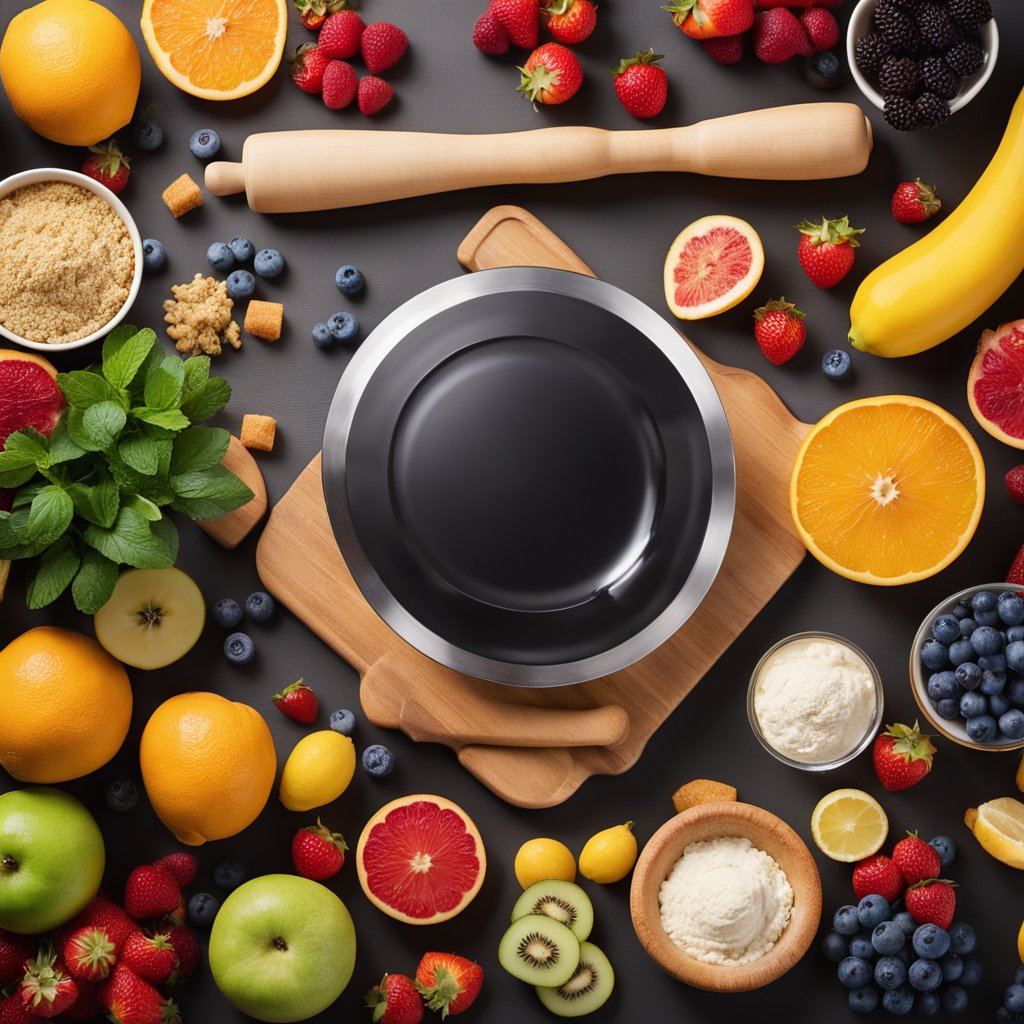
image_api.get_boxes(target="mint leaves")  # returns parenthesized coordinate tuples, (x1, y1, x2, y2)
(0, 325, 253, 613)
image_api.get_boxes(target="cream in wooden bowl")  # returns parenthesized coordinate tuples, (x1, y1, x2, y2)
(629, 801, 821, 992)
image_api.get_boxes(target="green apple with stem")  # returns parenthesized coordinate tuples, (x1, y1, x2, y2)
(0, 787, 105, 934)
(209, 874, 356, 1023)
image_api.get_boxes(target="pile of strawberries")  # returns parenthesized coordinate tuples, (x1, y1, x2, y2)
(0, 854, 201, 1024)
(368, 953, 483, 1024)
(290, 2, 408, 116)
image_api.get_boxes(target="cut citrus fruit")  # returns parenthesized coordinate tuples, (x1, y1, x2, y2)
(663, 215, 764, 320)
(356, 794, 486, 925)
(140, 0, 288, 101)
(0, 357, 63, 447)
(967, 319, 1024, 449)
(810, 788, 888, 862)
(790, 395, 984, 586)
(964, 797, 1024, 870)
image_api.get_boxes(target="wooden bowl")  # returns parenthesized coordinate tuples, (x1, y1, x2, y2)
(629, 801, 821, 992)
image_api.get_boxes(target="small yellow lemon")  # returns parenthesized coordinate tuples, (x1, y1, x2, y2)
(810, 788, 888, 862)
(579, 822, 637, 884)
(279, 731, 356, 812)
(1018, 919, 1024, 965)
(1016, 752, 1024, 794)
(964, 797, 1024, 870)
(514, 838, 577, 889)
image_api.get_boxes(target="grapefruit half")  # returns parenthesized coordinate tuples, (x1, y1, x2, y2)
(356, 794, 486, 925)
(663, 215, 764, 320)
(967, 320, 1024, 449)
(0, 353, 63, 447)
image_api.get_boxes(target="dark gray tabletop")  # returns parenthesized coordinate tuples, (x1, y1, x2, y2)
(2, 1, 1023, 1021)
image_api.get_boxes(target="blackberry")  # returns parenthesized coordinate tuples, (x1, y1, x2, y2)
(874, 3, 923, 54)
(854, 32, 890, 74)
(916, 2, 956, 49)
(884, 94, 919, 130)
(947, 0, 992, 29)
(879, 55, 921, 96)
(916, 90, 951, 128)
(945, 38, 984, 76)
(920, 54, 959, 99)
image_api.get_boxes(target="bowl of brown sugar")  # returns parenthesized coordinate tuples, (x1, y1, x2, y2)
(0, 168, 142, 352)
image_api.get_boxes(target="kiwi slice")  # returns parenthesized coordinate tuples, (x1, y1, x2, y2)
(536, 942, 615, 1018)
(499, 914, 581, 988)
(511, 880, 594, 942)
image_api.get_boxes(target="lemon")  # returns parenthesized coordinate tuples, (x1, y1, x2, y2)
(514, 838, 576, 889)
(810, 789, 888, 863)
(964, 797, 1024, 870)
(1018, 919, 1024, 965)
(579, 822, 637, 884)
(279, 731, 356, 812)
(1016, 752, 1024, 794)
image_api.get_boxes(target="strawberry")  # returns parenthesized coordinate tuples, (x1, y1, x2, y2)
(362, 22, 408, 74)
(323, 61, 359, 109)
(702, 34, 744, 63)
(517, 42, 582, 107)
(1006, 465, 1024, 506)
(19, 946, 78, 1019)
(152, 853, 198, 888)
(99, 965, 164, 1024)
(1009, 544, 1024, 585)
(490, 0, 540, 49)
(753, 298, 806, 365)
(162, 923, 199, 984)
(119, 934, 176, 987)
(799, 7, 839, 52)
(473, 12, 510, 54)
(0, 930, 34, 988)
(415, 953, 483, 1018)
(62, 928, 116, 983)
(291, 43, 332, 93)
(852, 854, 904, 903)
(57, 982, 105, 1022)
(81, 141, 131, 195)
(610, 50, 668, 120)
(357, 76, 395, 116)
(0, 995, 34, 1024)
(291, 819, 348, 880)
(904, 879, 956, 929)
(664, 0, 754, 40)
(58, 899, 139, 951)
(542, 0, 597, 44)
(366, 974, 423, 1024)
(872, 721, 936, 792)
(795, 215, 864, 288)
(272, 679, 319, 724)
(891, 178, 942, 225)
(892, 833, 942, 887)
(753, 8, 812, 62)
(124, 866, 181, 922)
(319, 10, 365, 59)
(293, 0, 349, 31)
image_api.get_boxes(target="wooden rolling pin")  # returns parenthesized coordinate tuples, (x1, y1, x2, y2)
(206, 102, 872, 213)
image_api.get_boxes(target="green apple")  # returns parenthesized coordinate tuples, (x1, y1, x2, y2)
(209, 874, 356, 1023)
(0, 787, 105, 934)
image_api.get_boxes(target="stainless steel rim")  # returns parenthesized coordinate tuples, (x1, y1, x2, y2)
(322, 267, 736, 686)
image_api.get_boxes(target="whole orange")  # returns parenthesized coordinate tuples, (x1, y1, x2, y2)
(0, 626, 132, 783)
(140, 692, 277, 846)
(0, 0, 141, 146)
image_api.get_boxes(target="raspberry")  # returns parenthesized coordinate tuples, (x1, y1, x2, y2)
(916, 2, 956, 49)
(854, 32, 890, 74)
(944, 38, 984, 76)
(947, 0, 992, 28)
(916, 90, 950, 128)
(884, 94, 919, 130)
(919, 54, 959, 99)
(879, 55, 920, 95)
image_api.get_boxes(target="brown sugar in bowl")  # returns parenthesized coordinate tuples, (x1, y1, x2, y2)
(629, 801, 822, 992)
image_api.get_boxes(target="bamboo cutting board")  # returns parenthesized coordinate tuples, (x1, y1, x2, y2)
(255, 207, 811, 808)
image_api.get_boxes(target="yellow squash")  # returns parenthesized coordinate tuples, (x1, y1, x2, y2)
(849, 85, 1024, 358)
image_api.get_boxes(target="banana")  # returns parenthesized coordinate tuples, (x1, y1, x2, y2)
(849, 85, 1024, 358)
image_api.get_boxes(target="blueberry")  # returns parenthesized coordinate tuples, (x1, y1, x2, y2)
(335, 263, 365, 296)
(941, 984, 969, 1012)
(972, 590, 998, 614)
(839, 956, 873, 988)
(104, 777, 138, 812)
(142, 238, 166, 272)
(835, 905, 861, 936)
(856, 895, 890, 929)
(253, 248, 284, 278)
(229, 236, 255, 263)
(881, 983, 914, 1014)
(1005, 985, 1024, 1014)
(990, 693, 1012, 718)
(872, 921, 905, 955)
(949, 638, 976, 665)
(849, 985, 880, 1013)
(955, 662, 981, 690)
(821, 348, 852, 379)
(362, 743, 394, 778)
(329, 708, 356, 735)
(187, 892, 220, 928)
(931, 614, 961, 644)
(1007, 641, 1024, 673)
(976, 608, 1002, 627)
(928, 835, 956, 869)
(806, 50, 842, 90)
(189, 128, 221, 160)
(928, 671, 959, 701)
(948, 922, 976, 956)
(981, 668, 1007, 695)
(213, 859, 246, 891)
(1010, 678, 1024, 708)
(908, 957, 942, 991)
(875, 955, 907, 990)
(327, 311, 359, 343)
(892, 911, 917, 937)
(822, 930, 848, 963)
(224, 632, 255, 665)
(226, 270, 255, 301)
(999, 708, 1024, 739)
(133, 119, 164, 151)
(1009, 626, 1024, 644)
(208, 242, 235, 273)
(935, 698, 960, 720)
(912, 924, 950, 960)
(913, 990, 940, 1015)
(966, 714, 997, 742)
(849, 935, 874, 960)
(959, 690, 987, 718)
(312, 322, 333, 349)
(213, 597, 242, 628)
(951, 602, 970, 619)
(245, 591, 275, 622)
(920, 638, 949, 671)
(959, 618, 978, 638)
(970, 625, 1004, 656)
(999, 592, 1024, 625)
(939, 952, 963, 981)
(959, 955, 982, 987)
(979, 652, 1007, 672)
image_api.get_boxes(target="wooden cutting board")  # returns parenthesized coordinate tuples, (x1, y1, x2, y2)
(256, 206, 811, 808)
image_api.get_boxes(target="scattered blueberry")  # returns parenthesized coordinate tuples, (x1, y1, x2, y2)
(213, 597, 243, 628)
(187, 892, 220, 928)
(928, 835, 956, 869)
(980, 668, 1007, 695)
(858, 894, 890, 929)
(142, 238, 166, 272)
(875, 956, 907, 990)
(966, 714, 997, 742)
(1005, 984, 1024, 1014)
(362, 743, 395, 778)
(805, 50, 842, 90)
(335, 263, 365, 296)
(229, 236, 255, 263)
(939, 953, 963, 982)
(849, 935, 874, 960)
(213, 859, 247, 891)
(999, 708, 1024, 739)
(955, 662, 981, 690)
(927, 670, 959, 701)
(189, 128, 221, 160)
(947, 923, 976, 956)
(254, 248, 284, 278)
(892, 911, 917, 937)
(839, 956, 873, 989)
(245, 591, 275, 622)
(972, 590, 998, 614)
(835, 906, 861, 936)
(940, 984, 968, 1012)
(330, 708, 356, 735)
(970, 625, 1004, 656)
(914, 990, 940, 1015)
(920, 639, 949, 671)
(935, 698, 960, 720)
(959, 954, 983, 986)
(882, 985, 915, 1015)
(208, 242, 235, 273)
(872, 921, 905, 956)
(820, 348, 851, 380)
(133, 119, 164, 151)
(999, 592, 1024, 625)
(908, 958, 942, 992)
(959, 690, 986, 718)
(224, 632, 255, 665)
(849, 985, 880, 1012)
(931, 614, 961, 645)
(327, 311, 359, 343)
(226, 269, 256, 301)
(104, 777, 138, 812)
(912, 924, 950, 960)
(312, 322, 333, 349)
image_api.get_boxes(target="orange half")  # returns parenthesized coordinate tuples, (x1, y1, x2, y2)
(141, 0, 288, 101)
(790, 395, 984, 586)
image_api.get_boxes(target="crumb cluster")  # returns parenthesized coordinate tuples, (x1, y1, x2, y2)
(163, 274, 241, 356)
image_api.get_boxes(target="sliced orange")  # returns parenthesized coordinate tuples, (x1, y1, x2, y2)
(790, 395, 984, 586)
(141, 0, 288, 101)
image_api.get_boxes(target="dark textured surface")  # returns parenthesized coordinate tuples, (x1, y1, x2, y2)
(1, 1, 1023, 1022)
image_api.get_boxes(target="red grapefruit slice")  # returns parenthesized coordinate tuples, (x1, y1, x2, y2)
(355, 794, 486, 925)
(967, 320, 1024, 449)
(0, 352, 63, 447)
(663, 215, 764, 321)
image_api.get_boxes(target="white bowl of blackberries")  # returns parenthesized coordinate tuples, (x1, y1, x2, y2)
(910, 584, 1024, 751)
(847, 0, 998, 131)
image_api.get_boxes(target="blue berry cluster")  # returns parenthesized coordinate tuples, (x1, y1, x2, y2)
(998, 967, 1024, 1024)
(205, 234, 283, 299)
(212, 592, 276, 665)
(312, 264, 366, 349)
(920, 589, 1024, 743)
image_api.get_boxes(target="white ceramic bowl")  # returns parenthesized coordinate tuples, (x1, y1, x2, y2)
(846, 0, 999, 114)
(0, 168, 143, 352)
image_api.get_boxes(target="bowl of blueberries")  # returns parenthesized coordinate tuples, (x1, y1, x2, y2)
(910, 583, 1024, 751)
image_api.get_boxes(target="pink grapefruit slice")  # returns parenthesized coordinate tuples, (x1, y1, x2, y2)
(663, 215, 764, 321)
(967, 319, 1024, 449)
(356, 793, 486, 925)
(0, 352, 63, 447)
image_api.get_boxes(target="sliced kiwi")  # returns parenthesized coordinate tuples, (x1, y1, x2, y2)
(511, 880, 594, 942)
(499, 914, 581, 988)
(536, 942, 615, 1018)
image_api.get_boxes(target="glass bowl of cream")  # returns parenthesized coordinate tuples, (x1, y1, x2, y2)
(747, 632, 884, 771)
